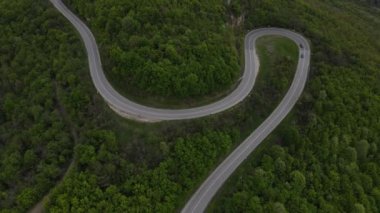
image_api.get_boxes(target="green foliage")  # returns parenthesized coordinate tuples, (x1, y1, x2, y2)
(42, 17, 299, 212)
(2, 0, 380, 212)
(0, 0, 113, 211)
(46, 131, 233, 212)
(356, 139, 370, 161)
(65, 0, 240, 100)
(211, 0, 380, 212)
(0, 0, 78, 211)
(353, 203, 366, 213)
(271, 202, 288, 213)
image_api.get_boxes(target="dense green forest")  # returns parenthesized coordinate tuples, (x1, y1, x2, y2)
(359, 0, 380, 7)
(0, 0, 297, 212)
(65, 0, 241, 103)
(211, 0, 380, 212)
(44, 35, 298, 212)
(0, 1, 79, 211)
(1, 0, 380, 212)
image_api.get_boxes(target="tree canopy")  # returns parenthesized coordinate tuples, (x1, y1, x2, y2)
(66, 0, 240, 100)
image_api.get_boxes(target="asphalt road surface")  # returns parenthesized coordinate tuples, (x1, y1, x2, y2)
(50, 0, 310, 212)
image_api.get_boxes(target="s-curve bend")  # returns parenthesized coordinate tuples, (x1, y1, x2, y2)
(50, 0, 310, 212)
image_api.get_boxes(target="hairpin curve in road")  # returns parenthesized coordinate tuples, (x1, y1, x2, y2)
(49, 0, 311, 212)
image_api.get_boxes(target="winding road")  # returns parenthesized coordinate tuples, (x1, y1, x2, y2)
(49, 0, 311, 212)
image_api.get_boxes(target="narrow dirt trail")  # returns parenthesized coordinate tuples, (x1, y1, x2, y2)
(29, 83, 79, 213)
